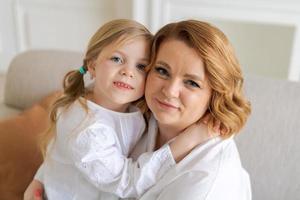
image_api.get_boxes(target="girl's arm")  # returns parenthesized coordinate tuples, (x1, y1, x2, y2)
(33, 163, 44, 183)
(25, 121, 218, 200)
(23, 179, 44, 200)
(24, 163, 45, 200)
(170, 121, 219, 162)
(68, 121, 217, 198)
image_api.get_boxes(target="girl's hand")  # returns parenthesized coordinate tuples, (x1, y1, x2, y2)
(169, 119, 220, 163)
(179, 120, 219, 149)
(23, 179, 44, 200)
(201, 113, 227, 135)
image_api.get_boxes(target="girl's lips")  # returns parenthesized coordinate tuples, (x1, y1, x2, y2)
(113, 81, 133, 90)
(155, 98, 179, 110)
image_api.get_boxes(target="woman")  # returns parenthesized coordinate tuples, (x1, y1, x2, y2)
(130, 19, 251, 200)
(26, 19, 251, 199)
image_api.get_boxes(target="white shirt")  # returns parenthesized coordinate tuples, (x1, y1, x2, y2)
(129, 115, 252, 200)
(35, 99, 175, 200)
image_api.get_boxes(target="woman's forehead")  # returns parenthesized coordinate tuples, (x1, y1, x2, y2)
(155, 39, 205, 75)
(156, 39, 200, 58)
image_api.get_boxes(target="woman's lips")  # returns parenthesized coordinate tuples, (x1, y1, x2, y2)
(155, 98, 179, 110)
(113, 81, 133, 90)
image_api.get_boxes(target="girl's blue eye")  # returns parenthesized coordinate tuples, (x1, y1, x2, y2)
(154, 66, 169, 77)
(185, 80, 200, 88)
(137, 64, 147, 71)
(111, 56, 123, 64)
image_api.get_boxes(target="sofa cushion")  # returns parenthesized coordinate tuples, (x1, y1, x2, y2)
(4, 50, 83, 110)
(0, 105, 47, 200)
(236, 74, 300, 200)
(0, 103, 21, 119)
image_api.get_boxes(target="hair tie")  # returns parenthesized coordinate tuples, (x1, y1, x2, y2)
(78, 66, 87, 75)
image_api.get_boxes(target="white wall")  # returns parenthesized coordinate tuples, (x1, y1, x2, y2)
(132, 0, 300, 81)
(0, 0, 18, 73)
(212, 20, 294, 80)
(1, 0, 299, 81)
(0, 0, 119, 73)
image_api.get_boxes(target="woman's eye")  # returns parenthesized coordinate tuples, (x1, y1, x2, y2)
(110, 56, 123, 64)
(136, 64, 147, 71)
(154, 66, 169, 77)
(185, 80, 200, 88)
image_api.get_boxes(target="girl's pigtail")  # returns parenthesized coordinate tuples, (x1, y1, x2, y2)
(41, 62, 88, 157)
(50, 62, 88, 123)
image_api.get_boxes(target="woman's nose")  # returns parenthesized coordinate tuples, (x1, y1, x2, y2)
(119, 66, 134, 78)
(162, 80, 180, 98)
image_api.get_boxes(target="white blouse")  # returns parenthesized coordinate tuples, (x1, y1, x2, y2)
(129, 115, 252, 200)
(35, 99, 175, 200)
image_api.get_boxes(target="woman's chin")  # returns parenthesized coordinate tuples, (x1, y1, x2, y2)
(152, 112, 178, 126)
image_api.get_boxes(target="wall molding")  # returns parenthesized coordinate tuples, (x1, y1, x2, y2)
(134, 0, 300, 81)
(14, 0, 114, 51)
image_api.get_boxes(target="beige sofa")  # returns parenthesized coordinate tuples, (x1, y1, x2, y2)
(0, 50, 83, 200)
(0, 50, 83, 119)
(0, 50, 299, 200)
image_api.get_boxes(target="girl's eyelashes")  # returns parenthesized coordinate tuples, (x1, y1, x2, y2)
(110, 56, 123, 64)
(154, 66, 169, 77)
(184, 80, 201, 88)
(136, 63, 147, 71)
(110, 55, 147, 72)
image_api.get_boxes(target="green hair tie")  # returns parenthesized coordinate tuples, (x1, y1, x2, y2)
(78, 66, 87, 75)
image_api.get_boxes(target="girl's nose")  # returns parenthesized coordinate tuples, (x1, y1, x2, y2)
(119, 66, 134, 78)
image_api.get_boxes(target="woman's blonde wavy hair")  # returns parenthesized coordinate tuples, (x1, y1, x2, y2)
(149, 20, 251, 137)
(40, 19, 153, 157)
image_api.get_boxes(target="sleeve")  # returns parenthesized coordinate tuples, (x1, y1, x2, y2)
(69, 122, 176, 198)
(34, 163, 45, 182)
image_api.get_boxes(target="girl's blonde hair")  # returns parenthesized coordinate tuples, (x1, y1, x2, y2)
(149, 20, 251, 137)
(41, 19, 153, 156)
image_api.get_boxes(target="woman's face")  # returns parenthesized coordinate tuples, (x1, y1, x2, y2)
(145, 39, 212, 130)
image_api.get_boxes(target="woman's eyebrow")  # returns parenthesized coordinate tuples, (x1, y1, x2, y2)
(156, 61, 171, 69)
(185, 74, 204, 82)
(156, 61, 204, 81)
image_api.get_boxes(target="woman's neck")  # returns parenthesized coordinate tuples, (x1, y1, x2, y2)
(155, 123, 185, 149)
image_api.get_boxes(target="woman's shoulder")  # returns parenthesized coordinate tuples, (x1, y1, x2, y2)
(155, 137, 251, 200)
(186, 136, 239, 162)
(175, 137, 244, 180)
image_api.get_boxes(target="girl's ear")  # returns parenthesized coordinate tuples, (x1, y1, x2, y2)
(87, 60, 96, 79)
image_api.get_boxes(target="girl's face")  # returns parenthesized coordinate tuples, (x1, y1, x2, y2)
(145, 39, 212, 130)
(88, 37, 150, 112)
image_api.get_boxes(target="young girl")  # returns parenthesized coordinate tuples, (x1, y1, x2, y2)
(27, 19, 216, 200)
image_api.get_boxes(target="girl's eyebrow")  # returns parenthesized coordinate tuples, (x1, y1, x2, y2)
(115, 50, 149, 62)
(140, 58, 150, 63)
(113, 50, 126, 56)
